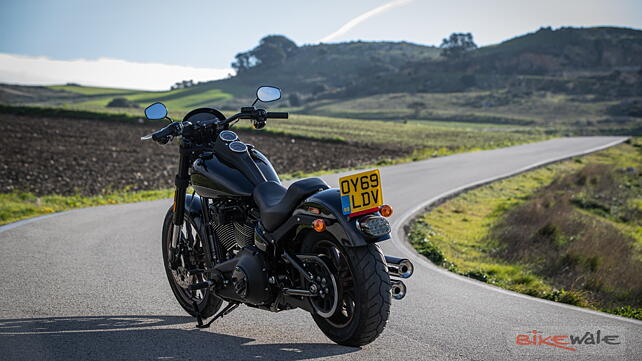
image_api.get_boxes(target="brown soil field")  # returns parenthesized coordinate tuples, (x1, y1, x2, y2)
(0, 113, 410, 196)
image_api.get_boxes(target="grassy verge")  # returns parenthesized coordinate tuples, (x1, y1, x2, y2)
(408, 138, 642, 320)
(0, 189, 175, 226)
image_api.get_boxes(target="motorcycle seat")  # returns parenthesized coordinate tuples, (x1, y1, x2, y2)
(253, 178, 329, 232)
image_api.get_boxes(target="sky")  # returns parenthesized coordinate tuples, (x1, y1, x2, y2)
(1, 0, 641, 90)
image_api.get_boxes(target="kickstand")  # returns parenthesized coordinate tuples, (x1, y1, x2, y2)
(193, 301, 240, 329)
(192, 300, 204, 327)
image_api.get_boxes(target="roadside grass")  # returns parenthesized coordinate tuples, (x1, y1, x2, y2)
(0, 189, 173, 226)
(408, 138, 642, 319)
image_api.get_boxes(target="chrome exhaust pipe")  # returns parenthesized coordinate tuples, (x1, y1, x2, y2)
(390, 279, 406, 300)
(385, 256, 414, 279)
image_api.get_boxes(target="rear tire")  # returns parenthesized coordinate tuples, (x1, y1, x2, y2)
(300, 231, 391, 347)
(162, 208, 222, 318)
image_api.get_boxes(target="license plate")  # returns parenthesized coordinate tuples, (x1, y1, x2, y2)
(339, 169, 383, 216)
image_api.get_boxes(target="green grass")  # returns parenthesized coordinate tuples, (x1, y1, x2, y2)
(408, 138, 642, 319)
(44, 84, 235, 113)
(238, 114, 547, 150)
(49, 84, 141, 95)
(71, 87, 234, 110)
(0, 189, 174, 226)
(409, 162, 574, 293)
(301, 91, 640, 133)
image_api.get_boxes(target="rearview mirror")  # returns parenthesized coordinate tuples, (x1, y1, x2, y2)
(144, 102, 168, 120)
(256, 86, 281, 103)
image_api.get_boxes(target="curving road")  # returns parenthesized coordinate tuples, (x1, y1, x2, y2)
(1, 136, 640, 361)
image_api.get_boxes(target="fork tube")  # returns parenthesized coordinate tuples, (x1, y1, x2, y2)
(200, 196, 224, 263)
(171, 144, 191, 247)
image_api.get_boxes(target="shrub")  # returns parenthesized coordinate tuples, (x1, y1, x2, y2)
(288, 94, 301, 107)
(106, 97, 139, 108)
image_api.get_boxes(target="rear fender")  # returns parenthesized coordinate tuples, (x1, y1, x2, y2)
(293, 188, 390, 247)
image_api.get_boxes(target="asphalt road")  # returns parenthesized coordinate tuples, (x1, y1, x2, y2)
(1, 136, 640, 361)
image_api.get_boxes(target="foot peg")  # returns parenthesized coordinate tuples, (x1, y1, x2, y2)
(188, 280, 214, 291)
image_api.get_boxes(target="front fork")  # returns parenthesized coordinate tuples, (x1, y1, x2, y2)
(170, 145, 191, 262)
(169, 144, 224, 267)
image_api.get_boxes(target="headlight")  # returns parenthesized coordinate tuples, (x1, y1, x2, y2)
(358, 215, 391, 237)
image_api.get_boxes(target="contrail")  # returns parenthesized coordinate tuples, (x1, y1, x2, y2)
(319, 0, 415, 43)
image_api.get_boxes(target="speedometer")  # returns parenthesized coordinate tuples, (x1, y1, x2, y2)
(229, 141, 248, 153)
(219, 130, 238, 142)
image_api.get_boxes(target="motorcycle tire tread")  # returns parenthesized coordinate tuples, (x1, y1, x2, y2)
(162, 208, 222, 319)
(348, 244, 392, 346)
(302, 231, 391, 347)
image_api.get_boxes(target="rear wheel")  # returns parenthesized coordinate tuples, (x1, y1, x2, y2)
(299, 231, 391, 347)
(162, 208, 222, 318)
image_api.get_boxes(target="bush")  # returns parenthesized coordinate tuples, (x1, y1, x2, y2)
(106, 97, 139, 108)
(288, 94, 301, 107)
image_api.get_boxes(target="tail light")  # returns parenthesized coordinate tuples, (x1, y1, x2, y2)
(358, 215, 391, 237)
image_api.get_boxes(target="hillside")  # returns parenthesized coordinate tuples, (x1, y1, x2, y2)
(1, 26, 640, 133)
(208, 26, 642, 98)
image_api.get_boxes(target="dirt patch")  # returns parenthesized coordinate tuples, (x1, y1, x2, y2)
(0, 113, 411, 196)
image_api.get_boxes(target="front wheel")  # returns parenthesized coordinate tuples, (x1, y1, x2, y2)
(162, 208, 222, 318)
(299, 231, 392, 347)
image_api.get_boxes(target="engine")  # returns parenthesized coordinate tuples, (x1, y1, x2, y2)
(211, 245, 274, 305)
(208, 198, 256, 252)
(207, 199, 274, 306)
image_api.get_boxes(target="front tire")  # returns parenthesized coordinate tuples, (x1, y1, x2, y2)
(162, 208, 222, 318)
(300, 231, 391, 347)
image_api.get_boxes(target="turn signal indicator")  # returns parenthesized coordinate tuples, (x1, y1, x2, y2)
(380, 205, 393, 217)
(312, 219, 326, 232)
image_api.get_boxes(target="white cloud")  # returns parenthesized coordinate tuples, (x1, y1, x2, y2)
(0, 53, 233, 91)
(319, 0, 415, 43)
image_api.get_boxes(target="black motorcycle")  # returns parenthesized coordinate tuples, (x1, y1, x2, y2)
(141, 86, 413, 346)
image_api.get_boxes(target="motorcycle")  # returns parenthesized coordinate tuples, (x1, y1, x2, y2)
(140, 86, 414, 346)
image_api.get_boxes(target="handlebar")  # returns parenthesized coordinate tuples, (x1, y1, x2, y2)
(266, 112, 288, 119)
(141, 122, 182, 143)
(141, 108, 288, 144)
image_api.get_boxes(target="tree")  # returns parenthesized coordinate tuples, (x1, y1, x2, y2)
(231, 51, 257, 74)
(407, 101, 426, 118)
(288, 94, 301, 107)
(440, 33, 477, 60)
(231, 35, 298, 73)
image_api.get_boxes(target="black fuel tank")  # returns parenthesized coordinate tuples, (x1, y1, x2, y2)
(191, 149, 280, 198)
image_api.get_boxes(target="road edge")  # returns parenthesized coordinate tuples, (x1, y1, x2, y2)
(391, 136, 642, 326)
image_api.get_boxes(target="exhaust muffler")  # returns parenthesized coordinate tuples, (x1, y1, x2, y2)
(385, 256, 414, 279)
(390, 279, 407, 300)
